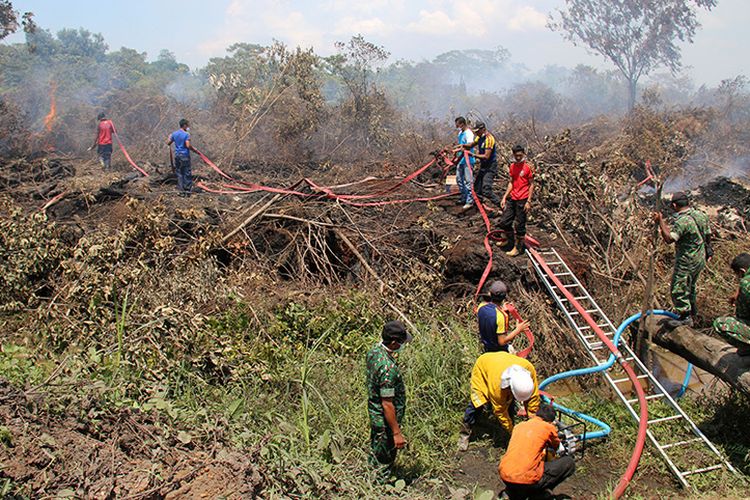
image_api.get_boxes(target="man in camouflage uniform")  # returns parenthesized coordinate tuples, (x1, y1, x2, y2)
(366, 320, 412, 470)
(654, 192, 713, 328)
(713, 252, 750, 355)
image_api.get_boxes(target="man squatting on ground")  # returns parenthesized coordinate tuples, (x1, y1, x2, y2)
(653, 191, 712, 328)
(167, 119, 197, 196)
(462, 122, 501, 210)
(499, 403, 576, 499)
(458, 351, 539, 451)
(476, 280, 529, 353)
(714, 252, 750, 355)
(498, 145, 535, 257)
(453, 116, 475, 210)
(366, 321, 412, 471)
(90, 112, 115, 169)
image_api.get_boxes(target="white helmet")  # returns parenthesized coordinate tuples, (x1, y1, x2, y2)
(502, 365, 534, 402)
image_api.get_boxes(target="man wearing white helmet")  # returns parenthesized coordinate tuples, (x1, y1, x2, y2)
(458, 351, 539, 451)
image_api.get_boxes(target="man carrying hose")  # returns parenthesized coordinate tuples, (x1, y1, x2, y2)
(452, 116, 475, 210)
(366, 321, 412, 473)
(462, 122, 501, 210)
(713, 252, 750, 355)
(90, 112, 115, 170)
(498, 145, 534, 257)
(499, 403, 576, 499)
(653, 192, 712, 328)
(476, 280, 529, 353)
(167, 119, 196, 196)
(458, 351, 539, 451)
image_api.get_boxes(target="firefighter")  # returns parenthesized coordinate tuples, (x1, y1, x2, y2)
(458, 351, 539, 451)
(498, 145, 535, 257)
(476, 280, 529, 353)
(653, 192, 712, 327)
(499, 403, 576, 500)
(713, 252, 750, 355)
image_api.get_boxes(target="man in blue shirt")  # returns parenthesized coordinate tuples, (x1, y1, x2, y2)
(477, 280, 528, 353)
(453, 116, 475, 210)
(167, 119, 195, 196)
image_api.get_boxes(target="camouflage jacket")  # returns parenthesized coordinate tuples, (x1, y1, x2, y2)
(366, 343, 406, 429)
(670, 208, 711, 270)
(737, 270, 750, 322)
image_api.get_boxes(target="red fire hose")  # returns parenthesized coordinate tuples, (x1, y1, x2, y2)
(110, 122, 149, 177)
(527, 246, 648, 499)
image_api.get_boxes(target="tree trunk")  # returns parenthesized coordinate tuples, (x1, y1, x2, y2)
(627, 77, 638, 112)
(644, 316, 750, 396)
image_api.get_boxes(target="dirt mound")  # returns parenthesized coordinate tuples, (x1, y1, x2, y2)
(0, 379, 262, 498)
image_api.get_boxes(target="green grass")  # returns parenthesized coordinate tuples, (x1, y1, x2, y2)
(1, 295, 749, 498)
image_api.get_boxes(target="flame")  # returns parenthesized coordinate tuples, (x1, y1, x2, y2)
(43, 81, 57, 132)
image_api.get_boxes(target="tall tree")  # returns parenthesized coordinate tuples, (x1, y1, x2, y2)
(550, 0, 717, 111)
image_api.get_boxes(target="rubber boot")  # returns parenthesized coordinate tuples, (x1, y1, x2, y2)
(506, 238, 524, 257)
(667, 313, 694, 329)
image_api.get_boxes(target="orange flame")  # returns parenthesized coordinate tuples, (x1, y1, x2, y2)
(43, 81, 57, 132)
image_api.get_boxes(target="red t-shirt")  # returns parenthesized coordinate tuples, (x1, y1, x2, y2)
(509, 161, 533, 200)
(97, 120, 114, 145)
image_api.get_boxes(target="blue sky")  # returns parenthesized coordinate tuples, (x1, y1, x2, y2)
(5, 0, 749, 85)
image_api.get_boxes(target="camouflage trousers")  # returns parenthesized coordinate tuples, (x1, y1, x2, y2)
(369, 427, 397, 469)
(671, 263, 705, 316)
(713, 317, 750, 347)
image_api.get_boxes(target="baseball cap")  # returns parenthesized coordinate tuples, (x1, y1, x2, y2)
(473, 122, 486, 132)
(382, 320, 413, 344)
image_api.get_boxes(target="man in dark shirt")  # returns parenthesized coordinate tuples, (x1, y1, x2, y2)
(464, 122, 501, 209)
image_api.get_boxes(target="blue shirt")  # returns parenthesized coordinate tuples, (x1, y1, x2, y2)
(457, 129, 475, 167)
(477, 301, 509, 352)
(171, 129, 190, 157)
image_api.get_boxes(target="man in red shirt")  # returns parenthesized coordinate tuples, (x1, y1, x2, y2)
(498, 145, 534, 257)
(90, 112, 115, 169)
(499, 403, 575, 499)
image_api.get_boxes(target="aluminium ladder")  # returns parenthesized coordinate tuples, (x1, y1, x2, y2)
(528, 247, 737, 489)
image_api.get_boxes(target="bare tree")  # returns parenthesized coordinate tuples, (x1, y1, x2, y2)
(550, 0, 717, 111)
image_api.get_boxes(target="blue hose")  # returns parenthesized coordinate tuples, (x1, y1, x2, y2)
(540, 309, 681, 442)
(676, 363, 693, 398)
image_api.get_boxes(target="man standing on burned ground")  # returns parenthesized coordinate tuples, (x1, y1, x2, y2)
(497, 145, 535, 257)
(90, 112, 115, 169)
(654, 191, 712, 328)
(366, 321, 412, 475)
(462, 122, 501, 211)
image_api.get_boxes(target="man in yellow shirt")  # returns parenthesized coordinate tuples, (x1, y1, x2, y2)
(458, 352, 540, 451)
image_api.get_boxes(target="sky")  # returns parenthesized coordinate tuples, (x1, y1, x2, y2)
(5, 0, 750, 86)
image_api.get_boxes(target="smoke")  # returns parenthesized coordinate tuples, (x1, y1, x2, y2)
(165, 73, 212, 109)
(663, 156, 750, 193)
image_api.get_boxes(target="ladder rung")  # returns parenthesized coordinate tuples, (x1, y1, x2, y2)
(626, 393, 665, 404)
(612, 374, 648, 384)
(659, 437, 702, 450)
(552, 284, 579, 290)
(648, 415, 683, 425)
(560, 296, 589, 302)
(545, 261, 564, 265)
(681, 464, 724, 477)
(553, 272, 572, 277)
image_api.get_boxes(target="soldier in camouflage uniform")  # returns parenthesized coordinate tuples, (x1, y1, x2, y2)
(654, 192, 713, 328)
(366, 320, 412, 470)
(713, 252, 750, 355)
